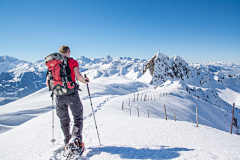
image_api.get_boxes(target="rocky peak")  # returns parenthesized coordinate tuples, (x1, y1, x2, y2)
(143, 54, 157, 76)
(143, 52, 193, 85)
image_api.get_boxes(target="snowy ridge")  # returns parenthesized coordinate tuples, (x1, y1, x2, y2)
(189, 61, 240, 77)
(193, 61, 240, 68)
(0, 55, 27, 74)
(77, 55, 146, 80)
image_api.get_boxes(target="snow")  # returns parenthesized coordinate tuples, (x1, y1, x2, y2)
(189, 61, 240, 77)
(217, 88, 240, 109)
(1, 53, 240, 159)
(138, 69, 152, 84)
(0, 75, 240, 160)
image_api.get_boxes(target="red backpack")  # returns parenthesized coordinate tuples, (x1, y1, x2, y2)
(45, 52, 77, 96)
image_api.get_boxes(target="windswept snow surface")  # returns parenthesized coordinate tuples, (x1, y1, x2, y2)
(0, 75, 240, 160)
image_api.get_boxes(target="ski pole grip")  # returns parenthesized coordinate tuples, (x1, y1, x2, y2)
(84, 74, 89, 82)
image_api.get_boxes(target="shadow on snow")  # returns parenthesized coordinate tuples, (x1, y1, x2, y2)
(0, 106, 52, 126)
(85, 146, 194, 159)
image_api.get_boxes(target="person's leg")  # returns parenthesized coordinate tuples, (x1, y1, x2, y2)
(56, 96, 71, 145)
(68, 92, 83, 143)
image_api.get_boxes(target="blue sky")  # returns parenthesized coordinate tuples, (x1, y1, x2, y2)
(0, 0, 239, 64)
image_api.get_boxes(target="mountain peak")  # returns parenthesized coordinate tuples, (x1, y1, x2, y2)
(142, 52, 193, 85)
(0, 55, 20, 63)
(156, 51, 168, 58)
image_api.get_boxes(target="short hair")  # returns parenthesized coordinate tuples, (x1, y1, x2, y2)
(59, 45, 70, 54)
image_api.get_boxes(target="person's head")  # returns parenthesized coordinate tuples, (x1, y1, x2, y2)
(59, 45, 70, 57)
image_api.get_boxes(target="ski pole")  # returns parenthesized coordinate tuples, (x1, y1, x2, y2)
(84, 74, 102, 146)
(51, 93, 56, 144)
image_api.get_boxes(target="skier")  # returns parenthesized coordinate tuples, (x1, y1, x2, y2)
(46, 45, 89, 154)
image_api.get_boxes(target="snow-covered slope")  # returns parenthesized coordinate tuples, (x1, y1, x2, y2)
(0, 75, 152, 134)
(0, 76, 240, 160)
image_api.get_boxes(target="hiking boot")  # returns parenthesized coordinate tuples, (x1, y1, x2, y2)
(68, 138, 85, 154)
(63, 140, 85, 159)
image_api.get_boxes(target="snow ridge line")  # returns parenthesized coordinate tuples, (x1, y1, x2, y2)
(119, 86, 239, 134)
(122, 87, 181, 108)
(121, 88, 181, 119)
(124, 88, 239, 116)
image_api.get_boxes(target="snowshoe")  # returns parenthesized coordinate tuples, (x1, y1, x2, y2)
(63, 138, 85, 160)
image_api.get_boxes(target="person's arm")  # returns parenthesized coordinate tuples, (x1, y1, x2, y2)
(74, 67, 90, 84)
(46, 75, 49, 87)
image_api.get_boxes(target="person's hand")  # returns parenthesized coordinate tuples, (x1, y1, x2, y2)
(85, 77, 90, 83)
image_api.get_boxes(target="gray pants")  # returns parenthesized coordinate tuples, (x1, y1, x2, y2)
(56, 91, 83, 145)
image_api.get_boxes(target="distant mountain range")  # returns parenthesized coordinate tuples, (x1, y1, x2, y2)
(0, 55, 146, 105)
(0, 53, 240, 106)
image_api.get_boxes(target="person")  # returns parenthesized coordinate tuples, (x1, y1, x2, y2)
(46, 45, 89, 148)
